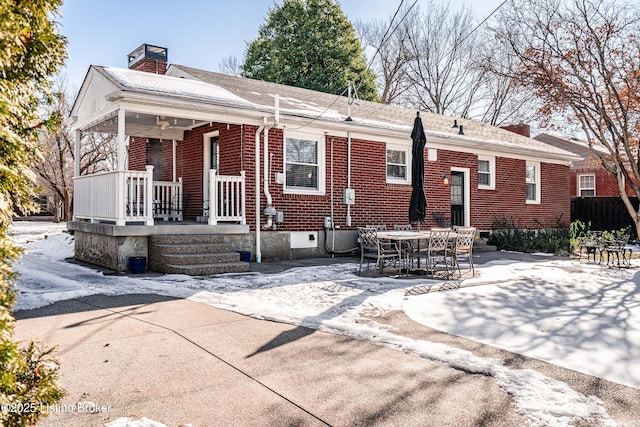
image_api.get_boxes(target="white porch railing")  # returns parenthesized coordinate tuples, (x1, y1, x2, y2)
(208, 170, 246, 225)
(153, 178, 184, 221)
(73, 166, 246, 226)
(73, 166, 155, 226)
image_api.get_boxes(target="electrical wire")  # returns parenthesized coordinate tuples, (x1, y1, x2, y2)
(287, 0, 415, 131)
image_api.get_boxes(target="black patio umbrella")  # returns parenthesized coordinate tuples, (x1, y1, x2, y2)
(409, 112, 427, 224)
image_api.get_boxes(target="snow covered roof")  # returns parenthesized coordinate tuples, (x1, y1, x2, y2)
(168, 64, 580, 163)
(73, 62, 581, 163)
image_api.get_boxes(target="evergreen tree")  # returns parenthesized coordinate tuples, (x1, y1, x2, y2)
(242, 0, 378, 101)
(0, 0, 67, 424)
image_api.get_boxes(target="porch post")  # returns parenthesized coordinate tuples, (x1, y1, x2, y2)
(145, 165, 154, 226)
(172, 139, 177, 182)
(73, 129, 82, 221)
(240, 170, 246, 225)
(117, 108, 126, 171)
(208, 169, 217, 225)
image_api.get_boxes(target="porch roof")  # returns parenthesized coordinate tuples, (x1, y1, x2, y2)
(70, 63, 582, 164)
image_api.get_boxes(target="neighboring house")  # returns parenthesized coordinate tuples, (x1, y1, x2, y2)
(68, 44, 581, 273)
(533, 133, 632, 197)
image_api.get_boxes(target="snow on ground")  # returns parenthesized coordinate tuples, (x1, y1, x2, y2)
(10, 221, 640, 427)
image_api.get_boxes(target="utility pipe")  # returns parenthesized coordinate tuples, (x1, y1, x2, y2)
(263, 126, 276, 229)
(255, 119, 266, 263)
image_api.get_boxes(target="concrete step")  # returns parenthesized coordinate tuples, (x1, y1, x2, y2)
(473, 239, 497, 252)
(150, 242, 234, 255)
(150, 234, 225, 245)
(162, 261, 250, 275)
(154, 252, 241, 266)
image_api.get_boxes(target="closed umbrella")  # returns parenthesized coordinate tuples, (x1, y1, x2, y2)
(409, 112, 427, 224)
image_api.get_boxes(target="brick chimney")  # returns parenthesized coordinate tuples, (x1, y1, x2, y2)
(500, 123, 530, 137)
(127, 44, 168, 74)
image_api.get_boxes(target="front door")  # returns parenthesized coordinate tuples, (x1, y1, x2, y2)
(451, 171, 465, 227)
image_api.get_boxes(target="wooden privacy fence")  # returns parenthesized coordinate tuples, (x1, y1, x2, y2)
(571, 197, 638, 236)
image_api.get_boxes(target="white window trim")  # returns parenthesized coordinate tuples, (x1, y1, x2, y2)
(283, 131, 326, 195)
(526, 160, 541, 204)
(478, 155, 495, 190)
(386, 143, 411, 184)
(577, 173, 596, 197)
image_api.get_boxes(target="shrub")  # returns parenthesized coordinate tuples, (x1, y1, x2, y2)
(488, 216, 571, 254)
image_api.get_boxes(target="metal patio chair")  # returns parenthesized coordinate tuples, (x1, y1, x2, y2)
(358, 227, 401, 275)
(452, 227, 476, 278)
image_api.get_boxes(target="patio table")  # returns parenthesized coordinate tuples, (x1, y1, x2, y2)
(378, 230, 457, 276)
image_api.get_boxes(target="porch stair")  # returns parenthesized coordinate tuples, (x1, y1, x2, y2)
(149, 234, 250, 275)
(473, 238, 497, 252)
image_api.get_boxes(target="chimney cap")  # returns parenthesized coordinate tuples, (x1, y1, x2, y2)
(128, 43, 168, 67)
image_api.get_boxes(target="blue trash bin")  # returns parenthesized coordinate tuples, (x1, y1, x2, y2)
(128, 256, 147, 274)
(238, 251, 251, 262)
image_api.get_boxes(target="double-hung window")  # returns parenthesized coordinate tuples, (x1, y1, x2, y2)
(578, 174, 595, 197)
(478, 155, 495, 189)
(284, 133, 325, 194)
(526, 161, 541, 203)
(387, 146, 410, 183)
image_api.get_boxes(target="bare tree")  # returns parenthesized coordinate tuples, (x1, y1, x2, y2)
(357, 13, 414, 104)
(359, 1, 535, 124)
(401, 2, 485, 116)
(494, 0, 640, 234)
(35, 78, 116, 221)
(219, 54, 242, 76)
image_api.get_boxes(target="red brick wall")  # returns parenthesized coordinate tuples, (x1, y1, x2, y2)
(128, 137, 147, 170)
(571, 168, 633, 197)
(132, 123, 571, 231)
(501, 124, 531, 138)
(128, 57, 166, 74)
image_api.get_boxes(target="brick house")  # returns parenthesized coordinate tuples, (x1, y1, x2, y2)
(68, 44, 580, 273)
(533, 133, 632, 197)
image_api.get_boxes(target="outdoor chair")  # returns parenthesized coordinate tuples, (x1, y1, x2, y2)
(452, 227, 476, 278)
(394, 224, 413, 231)
(413, 227, 453, 278)
(577, 231, 603, 262)
(433, 212, 450, 228)
(601, 234, 632, 267)
(358, 227, 401, 275)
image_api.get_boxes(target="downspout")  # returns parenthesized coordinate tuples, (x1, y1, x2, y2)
(255, 119, 266, 263)
(346, 130, 352, 227)
(263, 94, 279, 230)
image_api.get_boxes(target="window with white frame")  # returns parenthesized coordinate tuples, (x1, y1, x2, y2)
(284, 134, 324, 194)
(578, 174, 595, 197)
(526, 161, 541, 203)
(478, 155, 495, 189)
(387, 146, 410, 183)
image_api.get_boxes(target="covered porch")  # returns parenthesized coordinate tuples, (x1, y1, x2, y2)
(68, 63, 259, 272)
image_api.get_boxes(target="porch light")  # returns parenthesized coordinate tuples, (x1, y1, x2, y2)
(442, 174, 449, 185)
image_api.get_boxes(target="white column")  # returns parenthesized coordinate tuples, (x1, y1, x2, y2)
(117, 108, 126, 170)
(145, 165, 154, 226)
(73, 129, 82, 221)
(74, 129, 81, 177)
(172, 139, 177, 182)
(208, 169, 217, 225)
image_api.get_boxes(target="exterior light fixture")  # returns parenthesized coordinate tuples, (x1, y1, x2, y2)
(442, 174, 449, 185)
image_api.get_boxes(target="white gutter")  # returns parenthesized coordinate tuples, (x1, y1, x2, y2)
(255, 118, 266, 263)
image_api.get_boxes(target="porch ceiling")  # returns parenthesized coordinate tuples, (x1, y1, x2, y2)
(86, 111, 210, 140)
